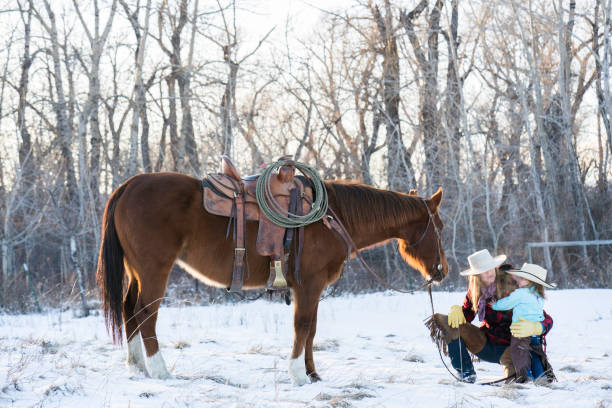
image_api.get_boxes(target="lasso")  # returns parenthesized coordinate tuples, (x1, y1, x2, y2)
(256, 159, 328, 228)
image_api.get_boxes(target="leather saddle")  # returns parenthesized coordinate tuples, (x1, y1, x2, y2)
(202, 156, 313, 292)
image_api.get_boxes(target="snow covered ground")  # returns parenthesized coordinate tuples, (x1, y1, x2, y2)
(0, 289, 610, 408)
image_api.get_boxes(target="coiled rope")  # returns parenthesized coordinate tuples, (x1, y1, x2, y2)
(256, 159, 328, 228)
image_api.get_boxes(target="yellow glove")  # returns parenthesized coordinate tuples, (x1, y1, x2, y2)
(448, 305, 466, 328)
(510, 317, 543, 338)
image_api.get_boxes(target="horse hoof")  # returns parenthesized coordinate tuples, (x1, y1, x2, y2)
(288, 357, 310, 386)
(127, 363, 147, 376)
(146, 352, 172, 380)
(308, 372, 322, 382)
(291, 374, 310, 386)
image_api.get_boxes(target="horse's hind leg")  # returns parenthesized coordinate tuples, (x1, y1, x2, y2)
(133, 263, 173, 379)
(123, 274, 146, 373)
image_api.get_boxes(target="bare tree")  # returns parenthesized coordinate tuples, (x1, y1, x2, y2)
(32, 0, 78, 205)
(205, 0, 274, 161)
(120, 0, 152, 175)
(72, 0, 117, 198)
(156, 0, 200, 173)
(373, 0, 416, 190)
(401, 0, 443, 193)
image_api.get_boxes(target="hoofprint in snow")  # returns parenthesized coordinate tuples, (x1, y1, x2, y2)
(0, 290, 610, 408)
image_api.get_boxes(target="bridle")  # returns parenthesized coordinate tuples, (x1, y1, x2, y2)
(401, 199, 444, 279)
(420, 198, 445, 278)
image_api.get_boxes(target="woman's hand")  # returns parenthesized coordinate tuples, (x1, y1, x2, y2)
(510, 317, 543, 337)
(448, 305, 466, 328)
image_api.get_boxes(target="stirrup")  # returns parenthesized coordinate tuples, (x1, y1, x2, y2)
(271, 260, 287, 288)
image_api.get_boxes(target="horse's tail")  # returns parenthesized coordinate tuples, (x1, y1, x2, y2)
(96, 181, 129, 344)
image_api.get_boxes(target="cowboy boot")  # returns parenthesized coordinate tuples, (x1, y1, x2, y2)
(499, 346, 517, 381)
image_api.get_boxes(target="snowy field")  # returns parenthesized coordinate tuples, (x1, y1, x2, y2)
(0, 289, 610, 408)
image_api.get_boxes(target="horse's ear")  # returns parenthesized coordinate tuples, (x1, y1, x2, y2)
(427, 188, 443, 210)
(409, 189, 418, 196)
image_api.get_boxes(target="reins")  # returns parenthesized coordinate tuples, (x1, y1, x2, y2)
(325, 196, 514, 386)
(426, 285, 516, 385)
(420, 204, 512, 385)
(426, 285, 464, 382)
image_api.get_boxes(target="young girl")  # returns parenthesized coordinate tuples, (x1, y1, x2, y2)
(492, 263, 556, 382)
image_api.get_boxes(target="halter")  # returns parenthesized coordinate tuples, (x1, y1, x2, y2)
(403, 215, 432, 248)
(413, 198, 444, 275)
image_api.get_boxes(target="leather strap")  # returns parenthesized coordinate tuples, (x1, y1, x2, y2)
(266, 260, 275, 288)
(283, 188, 299, 250)
(295, 191, 304, 285)
(229, 184, 246, 292)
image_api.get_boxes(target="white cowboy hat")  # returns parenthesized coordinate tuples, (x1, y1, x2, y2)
(507, 263, 557, 289)
(460, 249, 507, 276)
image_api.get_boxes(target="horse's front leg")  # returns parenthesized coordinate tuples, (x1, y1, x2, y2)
(289, 285, 320, 386)
(304, 301, 321, 382)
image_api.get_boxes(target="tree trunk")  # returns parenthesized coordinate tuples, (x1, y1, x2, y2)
(401, 0, 442, 192)
(511, 2, 557, 282)
(221, 53, 238, 157)
(178, 0, 200, 174)
(17, 2, 34, 180)
(442, 0, 462, 197)
(121, 0, 151, 176)
(37, 0, 78, 205)
(374, 1, 416, 191)
(167, 76, 181, 170)
(594, 0, 610, 196)
(158, 0, 188, 171)
(70, 237, 89, 317)
(0, 238, 12, 307)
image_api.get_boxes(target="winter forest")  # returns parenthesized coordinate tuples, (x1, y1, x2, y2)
(0, 0, 610, 313)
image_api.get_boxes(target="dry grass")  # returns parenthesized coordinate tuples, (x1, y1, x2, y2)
(247, 344, 278, 355)
(316, 390, 375, 407)
(174, 341, 191, 349)
(560, 365, 580, 372)
(3, 351, 35, 393)
(313, 339, 340, 352)
(403, 353, 425, 363)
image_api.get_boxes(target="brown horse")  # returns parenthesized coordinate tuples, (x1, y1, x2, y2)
(96, 172, 448, 384)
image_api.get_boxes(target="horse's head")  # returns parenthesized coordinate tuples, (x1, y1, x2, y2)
(397, 188, 448, 283)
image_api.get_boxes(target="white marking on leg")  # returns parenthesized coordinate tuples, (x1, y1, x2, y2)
(126, 333, 146, 373)
(288, 351, 310, 386)
(146, 351, 172, 379)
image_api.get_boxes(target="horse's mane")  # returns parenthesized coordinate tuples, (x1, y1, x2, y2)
(325, 181, 425, 233)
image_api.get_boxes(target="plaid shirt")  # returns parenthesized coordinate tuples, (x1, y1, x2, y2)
(462, 290, 553, 346)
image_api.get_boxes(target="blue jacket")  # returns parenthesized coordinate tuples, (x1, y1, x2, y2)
(492, 287, 544, 323)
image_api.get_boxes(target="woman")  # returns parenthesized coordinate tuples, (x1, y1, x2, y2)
(430, 249, 553, 383)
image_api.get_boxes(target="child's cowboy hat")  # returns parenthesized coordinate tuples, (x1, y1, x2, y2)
(460, 249, 507, 276)
(508, 263, 557, 289)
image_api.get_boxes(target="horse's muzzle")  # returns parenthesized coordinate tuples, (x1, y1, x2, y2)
(430, 263, 446, 283)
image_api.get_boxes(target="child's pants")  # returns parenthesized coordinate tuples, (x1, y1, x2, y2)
(510, 335, 532, 379)
(511, 335, 546, 380)
(530, 336, 545, 379)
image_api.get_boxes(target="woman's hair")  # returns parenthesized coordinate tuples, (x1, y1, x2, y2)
(468, 263, 514, 313)
(496, 269, 518, 299)
(467, 275, 482, 314)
